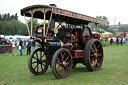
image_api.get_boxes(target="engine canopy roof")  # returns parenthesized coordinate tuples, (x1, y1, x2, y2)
(21, 5, 108, 25)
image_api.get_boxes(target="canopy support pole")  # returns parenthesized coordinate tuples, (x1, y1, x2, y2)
(41, 8, 52, 37)
(46, 12, 53, 36)
(95, 23, 98, 35)
(24, 14, 30, 36)
(43, 12, 46, 37)
(31, 12, 33, 36)
(102, 25, 106, 33)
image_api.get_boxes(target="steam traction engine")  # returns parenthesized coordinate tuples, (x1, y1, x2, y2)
(21, 5, 108, 79)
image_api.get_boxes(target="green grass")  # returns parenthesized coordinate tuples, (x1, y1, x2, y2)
(0, 43, 128, 85)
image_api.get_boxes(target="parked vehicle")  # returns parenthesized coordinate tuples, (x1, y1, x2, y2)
(21, 4, 108, 79)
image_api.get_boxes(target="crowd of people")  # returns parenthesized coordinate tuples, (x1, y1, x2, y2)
(0, 39, 13, 55)
(0, 38, 36, 56)
(110, 37, 124, 46)
(18, 38, 36, 56)
(1, 35, 126, 56)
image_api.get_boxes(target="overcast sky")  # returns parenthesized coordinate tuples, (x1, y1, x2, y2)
(0, 0, 128, 25)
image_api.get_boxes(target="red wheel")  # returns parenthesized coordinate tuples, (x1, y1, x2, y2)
(28, 48, 49, 75)
(83, 39, 103, 71)
(52, 48, 72, 79)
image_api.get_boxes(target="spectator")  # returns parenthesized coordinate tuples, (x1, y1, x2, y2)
(102, 39, 106, 46)
(15, 42, 17, 50)
(32, 41, 36, 51)
(120, 37, 123, 45)
(6, 40, 13, 55)
(116, 37, 119, 45)
(19, 38, 23, 56)
(0, 39, 3, 45)
(95, 34, 100, 40)
(23, 40, 26, 50)
(105, 37, 108, 46)
(27, 39, 32, 55)
(110, 38, 113, 45)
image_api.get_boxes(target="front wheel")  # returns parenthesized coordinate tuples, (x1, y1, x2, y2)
(28, 48, 49, 75)
(52, 48, 72, 79)
(83, 39, 103, 71)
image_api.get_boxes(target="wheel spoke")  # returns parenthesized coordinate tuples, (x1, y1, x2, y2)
(97, 54, 102, 56)
(62, 53, 65, 61)
(92, 43, 96, 52)
(32, 61, 37, 64)
(64, 65, 69, 71)
(96, 62, 100, 66)
(91, 57, 95, 63)
(91, 62, 94, 67)
(56, 65, 61, 71)
(65, 56, 69, 62)
(37, 63, 39, 72)
(56, 62, 63, 65)
(42, 63, 46, 67)
(57, 57, 61, 62)
(60, 67, 64, 75)
(40, 54, 44, 59)
(90, 54, 94, 56)
(96, 45, 100, 49)
(91, 47, 95, 53)
(61, 53, 63, 57)
(94, 59, 97, 66)
(40, 51, 42, 59)
(62, 67, 65, 74)
(36, 52, 39, 59)
(40, 64, 44, 71)
(66, 62, 69, 65)
(33, 56, 37, 60)
(33, 64, 38, 70)
(92, 60, 96, 67)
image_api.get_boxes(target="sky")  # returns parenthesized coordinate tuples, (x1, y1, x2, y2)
(0, 0, 128, 25)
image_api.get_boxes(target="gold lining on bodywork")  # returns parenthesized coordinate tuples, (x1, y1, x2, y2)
(58, 39, 63, 48)
(33, 38, 42, 42)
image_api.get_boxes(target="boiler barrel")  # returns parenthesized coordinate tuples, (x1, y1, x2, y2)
(43, 39, 72, 53)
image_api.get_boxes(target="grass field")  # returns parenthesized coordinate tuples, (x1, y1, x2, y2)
(0, 43, 128, 85)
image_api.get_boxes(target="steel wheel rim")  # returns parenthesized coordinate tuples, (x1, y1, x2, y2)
(30, 49, 48, 75)
(55, 51, 72, 78)
(90, 41, 103, 70)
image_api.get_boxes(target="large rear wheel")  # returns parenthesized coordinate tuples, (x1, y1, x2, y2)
(52, 48, 72, 79)
(28, 48, 49, 75)
(83, 39, 103, 71)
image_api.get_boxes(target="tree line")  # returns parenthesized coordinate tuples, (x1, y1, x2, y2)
(0, 13, 28, 35)
(0, 14, 111, 35)
(0, 13, 18, 21)
(1, 13, 127, 36)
